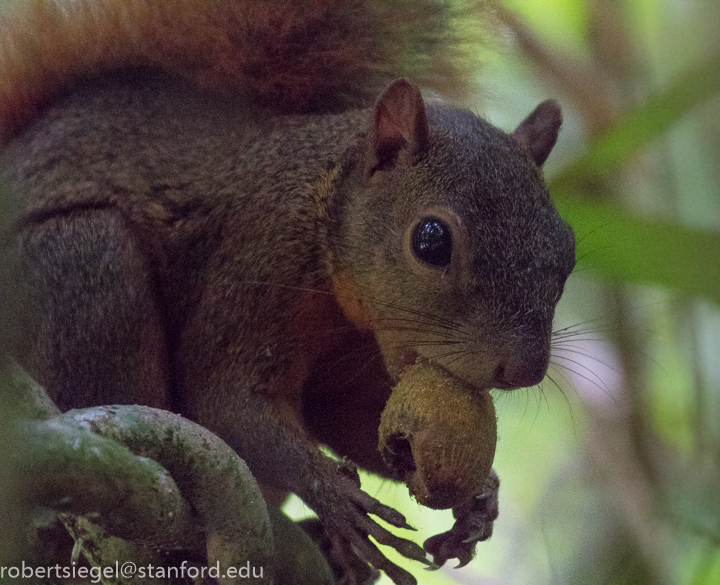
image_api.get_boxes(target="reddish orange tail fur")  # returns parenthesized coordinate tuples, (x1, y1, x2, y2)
(0, 0, 493, 139)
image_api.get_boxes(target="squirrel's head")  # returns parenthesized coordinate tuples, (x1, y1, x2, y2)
(330, 79, 576, 391)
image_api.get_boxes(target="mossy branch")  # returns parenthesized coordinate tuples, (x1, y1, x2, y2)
(3, 360, 275, 584)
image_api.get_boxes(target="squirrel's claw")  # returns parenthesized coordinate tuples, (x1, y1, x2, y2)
(423, 469, 500, 568)
(324, 507, 420, 585)
(307, 459, 425, 585)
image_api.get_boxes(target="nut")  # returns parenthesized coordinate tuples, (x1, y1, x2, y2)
(379, 360, 496, 509)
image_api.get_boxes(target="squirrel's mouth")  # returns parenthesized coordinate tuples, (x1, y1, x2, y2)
(390, 348, 488, 393)
(381, 344, 420, 382)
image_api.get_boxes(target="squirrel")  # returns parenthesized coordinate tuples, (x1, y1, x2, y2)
(0, 1, 576, 584)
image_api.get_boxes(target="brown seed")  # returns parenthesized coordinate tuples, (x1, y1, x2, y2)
(378, 360, 497, 509)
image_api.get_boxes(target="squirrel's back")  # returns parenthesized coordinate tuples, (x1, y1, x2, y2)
(0, 0, 493, 140)
(3, 70, 366, 220)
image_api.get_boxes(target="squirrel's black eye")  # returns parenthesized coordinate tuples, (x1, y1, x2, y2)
(411, 217, 452, 267)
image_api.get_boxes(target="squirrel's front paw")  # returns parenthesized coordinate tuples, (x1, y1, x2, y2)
(306, 460, 430, 585)
(423, 469, 499, 568)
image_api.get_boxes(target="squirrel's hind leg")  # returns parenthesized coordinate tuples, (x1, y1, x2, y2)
(10, 208, 170, 412)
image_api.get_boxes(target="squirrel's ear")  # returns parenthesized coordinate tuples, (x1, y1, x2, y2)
(368, 79, 429, 175)
(513, 100, 562, 167)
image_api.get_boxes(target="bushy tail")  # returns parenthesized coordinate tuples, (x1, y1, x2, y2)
(0, 0, 495, 139)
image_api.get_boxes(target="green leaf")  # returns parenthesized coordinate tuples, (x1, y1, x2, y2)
(555, 194, 720, 305)
(552, 57, 720, 190)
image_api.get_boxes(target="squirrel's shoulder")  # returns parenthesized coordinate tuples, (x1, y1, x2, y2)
(0, 0, 495, 140)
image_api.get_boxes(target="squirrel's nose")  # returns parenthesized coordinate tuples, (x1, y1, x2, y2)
(492, 349, 549, 390)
